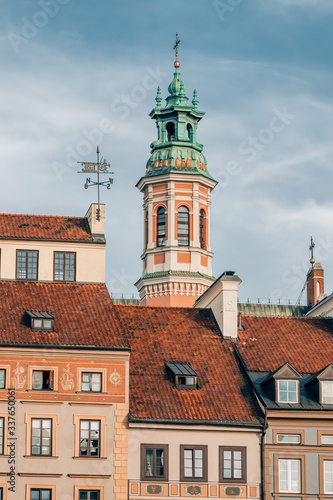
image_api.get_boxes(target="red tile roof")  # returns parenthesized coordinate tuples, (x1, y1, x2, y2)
(0, 280, 128, 349)
(113, 305, 263, 424)
(0, 214, 93, 241)
(237, 315, 333, 373)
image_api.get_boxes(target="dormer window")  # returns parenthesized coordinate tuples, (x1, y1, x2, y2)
(321, 381, 333, 404)
(278, 380, 298, 403)
(165, 362, 197, 389)
(26, 311, 54, 332)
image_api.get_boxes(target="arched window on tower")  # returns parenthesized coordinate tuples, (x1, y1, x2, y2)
(156, 207, 166, 247)
(178, 206, 190, 246)
(187, 123, 193, 142)
(166, 122, 175, 141)
(199, 209, 206, 249)
(145, 211, 148, 249)
(316, 281, 321, 302)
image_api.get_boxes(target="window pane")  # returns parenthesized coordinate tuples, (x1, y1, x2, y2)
(177, 207, 189, 246)
(155, 449, 164, 477)
(0, 370, 5, 389)
(157, 207, 166, 247)
(279, 459, 300, 493)
(322, 435, 333, 445)
(278, 380, 298, 403)
(277, 434, 301, 444)
(145, 449, 154, 476)
(0, 418, 4, 455)
(33, 371, 43, 390)
(325, 461, 333, 493)
(92, 373, 102, 392)
(17, 251, 27, 279)
(322, 381, 333, 404)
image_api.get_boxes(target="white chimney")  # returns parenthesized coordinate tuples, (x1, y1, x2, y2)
(85, 203, 105, 238)
(193, 271, 241, 340)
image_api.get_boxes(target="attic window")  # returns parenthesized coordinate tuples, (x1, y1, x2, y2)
(165, 362, 197, 389)
(26, 311, 54, 332)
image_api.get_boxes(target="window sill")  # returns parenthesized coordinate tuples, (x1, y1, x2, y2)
(73, 456, 107, 460)
(76, 391, 107, 395)
(24, 455, 59, 459)
(142, 477, 169, 482)
(180, 479, 207, 483)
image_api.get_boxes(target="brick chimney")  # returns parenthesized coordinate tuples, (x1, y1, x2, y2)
(193, 271, 241, 340)
(307, 262, 325, 308)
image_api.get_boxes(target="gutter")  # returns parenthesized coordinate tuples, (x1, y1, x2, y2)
(0, 343, 130, 351)
(128, 414, 263, 428)
(261, 408, 268, 500)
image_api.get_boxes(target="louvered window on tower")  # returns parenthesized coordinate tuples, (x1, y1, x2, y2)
(177, 206, 189, 246)
(165, 362, 197, 389)
(156, 207, 166, 247)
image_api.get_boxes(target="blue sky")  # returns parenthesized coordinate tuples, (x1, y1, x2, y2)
(1, 0, 333, 302)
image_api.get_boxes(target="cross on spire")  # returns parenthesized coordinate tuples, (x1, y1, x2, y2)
(309, 236, 315, 268)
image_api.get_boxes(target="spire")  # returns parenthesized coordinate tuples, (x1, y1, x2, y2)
(155, 86, 162, 108)
(192, 89, 198, 109)
(166, 33, 187, 107)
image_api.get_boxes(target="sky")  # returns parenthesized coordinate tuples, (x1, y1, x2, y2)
(1, 0, 333, 303)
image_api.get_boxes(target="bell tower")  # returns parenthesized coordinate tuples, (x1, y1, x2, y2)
(135, 36, 217, 307)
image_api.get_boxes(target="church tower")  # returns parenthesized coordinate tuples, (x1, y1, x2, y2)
(135, 36, 217, 307)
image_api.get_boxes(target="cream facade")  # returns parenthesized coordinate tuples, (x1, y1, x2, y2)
(128, 424, 262, 500)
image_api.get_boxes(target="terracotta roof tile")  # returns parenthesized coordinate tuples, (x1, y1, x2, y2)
(0, 280, 128, 348)
(0, 214, 93, 241)
(237, 315, 333, 373)
(113, 305, 263, 424)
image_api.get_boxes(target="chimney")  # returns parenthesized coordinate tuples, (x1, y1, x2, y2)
(85, 204, 105, 238)
(307, 262, 325, 308)
(194, 270, 241, 340)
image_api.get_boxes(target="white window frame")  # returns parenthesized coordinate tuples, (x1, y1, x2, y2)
(324, 460, 333, 494)
(278, 458, 301, 493)
(321, 381, 333, 404)
(277, 434, 301, 444)
(277, 379, 298, 403)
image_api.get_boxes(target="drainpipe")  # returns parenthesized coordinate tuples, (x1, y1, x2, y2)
(261, 408, 268, 500)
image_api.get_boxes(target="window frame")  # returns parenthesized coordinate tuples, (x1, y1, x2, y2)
(219, 446, 247, 483)
(26, 485, 56, 500)
(273, 429, 304, 445)
(199, 209, 206, 250)
(321, 380, 333, 404)
(79, 419, 101, 458)
(0, 367, 10, 390)
(16, 249, 39, 280)
(25, 414, 58, 458)
(156, 207, 166, 247)
(177, 206, 190, 247)
(0, 485, 6, 500)
(28, 366, 58, 392)
(0, 416, 8, 456)
(318, 430, 333, 446)
(74, 486, 104, 500)
(53, 251, 76, 282)
(73, 415, 107, 459)
(77, 368, 107, 393)
(140, 444, 169, 481)
(30, 418, 52, 456)
(180, 445, 207, 482)
(277, 379, 299, 403)
(275, 454, 305, 495)
(319, 455, 333, 494)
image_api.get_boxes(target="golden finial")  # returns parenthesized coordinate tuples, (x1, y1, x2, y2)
(173, 32, 181, 68)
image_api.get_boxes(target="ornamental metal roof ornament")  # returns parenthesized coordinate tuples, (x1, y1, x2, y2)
(77, 146, 114, 221)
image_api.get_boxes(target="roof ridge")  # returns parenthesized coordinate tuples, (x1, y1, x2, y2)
(0, 213, 86, 220)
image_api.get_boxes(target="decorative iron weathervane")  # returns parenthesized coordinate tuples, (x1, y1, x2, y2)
(77, 146, 114, 221)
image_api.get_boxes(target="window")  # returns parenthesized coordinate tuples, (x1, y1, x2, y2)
(322, 435, 333, 445)
(322, 381, 333, 404)
(31, 418, 52, 456)
(156, 207, 166, 247)
(177, 206, 189, 246)
(26, 311, 54, 332)
(279, 459, 301, 493)
(277, 434, 301, 444)
(220, 447, 246, 483)
(0, 487, 2, 500)
(81, 373, 102, 392)
(166, 122, 175, 141)
(0, 370, 5, 389)
(278, 380, 298, 403)
(165, 362, 197, 389)
(32, 371, 53, 391)
(199, 210, 205, 249)
(79, 492, 100, 500)
(0, 418, 4, 455)
(54, 252, 75, 281)
(16, 250, 38, 280)
(30, 489, 52, 500)
(324, 461, 333, 493)
(180, 445, 207, 482)
(141, 444, 168, 480)
(80, 420, 100, 457)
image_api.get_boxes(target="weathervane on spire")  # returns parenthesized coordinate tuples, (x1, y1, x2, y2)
(173, 32, 181, 68)
(309, 236, 315, 268)
(77, 146, 114, 221)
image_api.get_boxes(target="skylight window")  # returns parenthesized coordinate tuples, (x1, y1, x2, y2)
(26, 311, 54, 332)
(165, 362, 197, 389)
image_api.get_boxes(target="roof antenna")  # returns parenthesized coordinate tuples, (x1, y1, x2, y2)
(77, 146, 114, 221)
